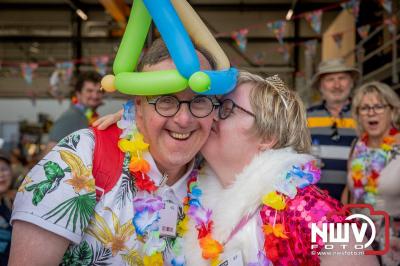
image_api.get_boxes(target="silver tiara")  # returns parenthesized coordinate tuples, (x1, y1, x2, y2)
(264, 75, 290, 110)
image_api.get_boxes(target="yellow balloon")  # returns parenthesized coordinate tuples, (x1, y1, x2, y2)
(101, 74, 116, 92)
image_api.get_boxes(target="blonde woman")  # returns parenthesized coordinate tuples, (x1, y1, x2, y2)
(97, 71, 378, 265)
(348, 81, 400, 265)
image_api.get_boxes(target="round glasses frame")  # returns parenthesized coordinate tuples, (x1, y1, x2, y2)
(147, 95, 220, 118)
(218, 98, 256, 120)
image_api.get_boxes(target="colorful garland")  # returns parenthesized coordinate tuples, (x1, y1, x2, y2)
(72, 99, 99, 126)
(185, 160, 320, 264)
(184, 171, 223, 265)
(117, 100, 193, 266)
(261, 160, 320, 262)
(351, 127, 399, 205)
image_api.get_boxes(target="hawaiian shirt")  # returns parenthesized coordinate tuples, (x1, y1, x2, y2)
(12, 128, 192, 265)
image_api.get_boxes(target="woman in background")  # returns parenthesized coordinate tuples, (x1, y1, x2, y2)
(348, 81, 400, 265)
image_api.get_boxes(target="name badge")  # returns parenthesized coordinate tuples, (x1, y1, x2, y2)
(159, 202, 178, 237)
(218, 250, 244, 266)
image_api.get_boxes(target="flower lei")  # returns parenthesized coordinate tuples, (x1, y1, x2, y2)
(117, 100, 192, 266)
(260, 160, 320, 262)
(351, 127, 399, 205)
(72, 98, 99, 126)
(185, 160, 320, 265)
(185, 170, 223, 266)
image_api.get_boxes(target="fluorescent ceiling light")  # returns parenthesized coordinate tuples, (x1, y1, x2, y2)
(76, 9, 88, 20)
(286, 9, 293, 20)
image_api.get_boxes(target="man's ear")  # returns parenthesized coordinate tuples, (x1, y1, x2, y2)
(134, 96, 144, 126)
(258, 137, 277, 152)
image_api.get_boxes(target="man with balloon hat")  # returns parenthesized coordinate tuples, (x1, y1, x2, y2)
(9, 0, 237, 265)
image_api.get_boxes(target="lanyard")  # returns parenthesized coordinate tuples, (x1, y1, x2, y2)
(223, 205, 262, 245)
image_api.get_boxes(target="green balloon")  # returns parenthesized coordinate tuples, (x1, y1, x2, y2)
(113, 0, 152, 74)
(188, 71, 211, 93)
(115, 70, 189, 95)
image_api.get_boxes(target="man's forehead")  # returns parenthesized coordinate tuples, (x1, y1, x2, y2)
(142, 52, 211, 72)
(321, 72, 352, 79)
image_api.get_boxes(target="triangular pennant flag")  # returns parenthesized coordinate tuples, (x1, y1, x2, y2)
(253, 51, 266, 65)
(380, 0, 392, 14)
(232, 29, 249, 52)
(20, 63, 38, 85)
(304, 39, 318, 57)
(305, 10, 323, 34)
(49, 69, 64, 101)
(267, 20, 286, 45)
(277, 44, 290, 63)
(357, 25, 371, 39)
(341, 0, 360, 20)
(92, 56, 109, 76)
(384, 16, 397, 34)
(332, 32, 344, 49)
(57, 61, 74, 85)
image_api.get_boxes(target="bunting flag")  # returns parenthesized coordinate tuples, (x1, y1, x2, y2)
(357, 25, 371, 39)
(57, 61, 74, 85)
(305, 10, 322, 34)
(267, 20, 286, 45)
(253, 51, 266, 65)
(384, 16, 397, 34)
(20, 63, 38, 85)
(341, 0, 360, 20)
(49, 70, 63, 101)
(304, 39, 318, 57)
(92, 56, 109, 76)
(277, 44, 290, 63)
(380, 0, 392, 14)
(232, 29, 249, 52)
(332, 32, 344, 49)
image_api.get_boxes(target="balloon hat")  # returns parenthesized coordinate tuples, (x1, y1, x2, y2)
(101, 0, 238, 96)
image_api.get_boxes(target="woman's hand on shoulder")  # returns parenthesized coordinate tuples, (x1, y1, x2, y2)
(92, 109, 123, 130)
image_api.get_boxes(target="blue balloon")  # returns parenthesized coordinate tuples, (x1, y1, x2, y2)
(199, 68, 238, 95)
(143, 0, 200, 78)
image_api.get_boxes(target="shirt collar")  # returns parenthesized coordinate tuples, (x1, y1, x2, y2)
(322, 99, 352, 116)
(143, 152, 194, 201)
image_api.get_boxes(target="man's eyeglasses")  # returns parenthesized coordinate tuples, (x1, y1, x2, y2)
(358, 104, 389, 116)
(147, 95, 219, 118)
(218, 99, 256, 120)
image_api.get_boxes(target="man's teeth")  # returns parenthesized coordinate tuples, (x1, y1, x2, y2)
(170, 132, 190, 139)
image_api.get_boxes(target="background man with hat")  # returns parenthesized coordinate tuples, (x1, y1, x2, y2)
(307, 58, 360, 201)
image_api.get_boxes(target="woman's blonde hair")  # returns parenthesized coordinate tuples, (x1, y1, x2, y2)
(238, 70, 311, 153)
(352, 81, 400, 134)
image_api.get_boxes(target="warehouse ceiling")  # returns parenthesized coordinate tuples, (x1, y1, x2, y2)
(0, 0, 342, 97)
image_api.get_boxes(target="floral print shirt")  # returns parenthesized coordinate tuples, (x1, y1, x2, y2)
(12, 129, 192, 265)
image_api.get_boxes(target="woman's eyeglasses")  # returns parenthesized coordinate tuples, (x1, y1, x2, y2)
(358, 104, 389, 116)
(218, 98, 255, 120)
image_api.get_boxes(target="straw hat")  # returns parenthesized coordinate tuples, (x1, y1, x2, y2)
(311, 58, 360, 89)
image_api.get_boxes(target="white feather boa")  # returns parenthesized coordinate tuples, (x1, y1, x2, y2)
(183, 148, 314, 265)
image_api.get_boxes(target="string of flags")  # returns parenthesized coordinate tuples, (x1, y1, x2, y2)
(228, 0, 395, 53)
(0, 0, 397, 93)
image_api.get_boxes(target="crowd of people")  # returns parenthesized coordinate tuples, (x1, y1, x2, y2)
(0, 4, 399, 266)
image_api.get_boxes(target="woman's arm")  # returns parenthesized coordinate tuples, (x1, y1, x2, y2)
(9, 221, 70, 265)
(319, 234, 379, 266)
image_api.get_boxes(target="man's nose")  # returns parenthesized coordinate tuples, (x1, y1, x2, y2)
(173, 103, 193, 126)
